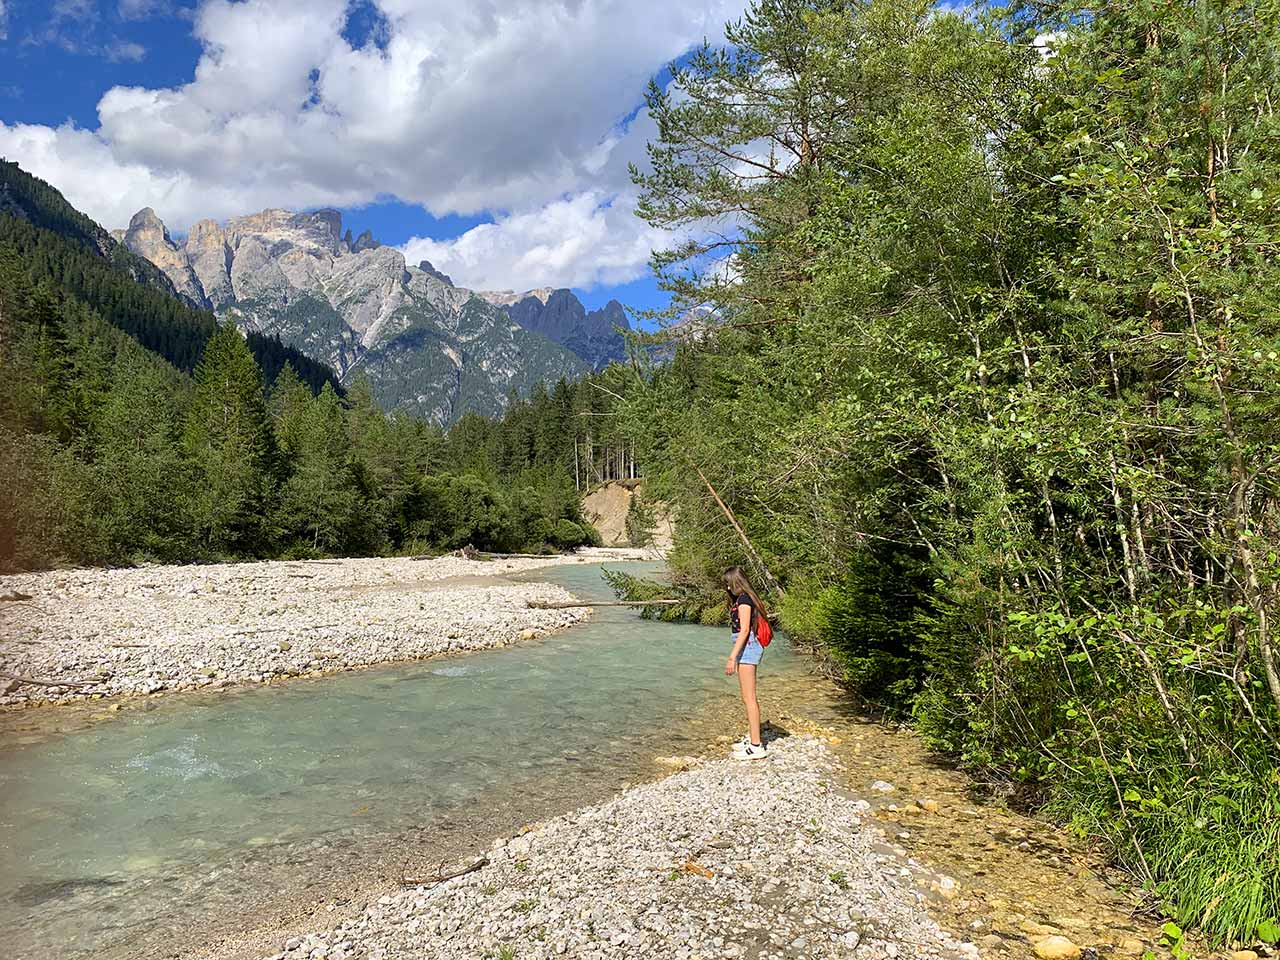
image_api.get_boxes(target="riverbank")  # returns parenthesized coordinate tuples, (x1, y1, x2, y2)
(268, 735, 977, 960)
(199, 696, 1165, 960)
(0, 549, 651, 708)
(2, 559, 1167, 960)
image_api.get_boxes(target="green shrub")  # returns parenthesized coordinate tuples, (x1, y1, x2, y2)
(624, 493, 656, 546)
(404, 474, 514, 551)
(0, 427, 106, 570)
(550, 519, 590, 548)
(803, 547, 930, 713)
(699, 604, 729, 626)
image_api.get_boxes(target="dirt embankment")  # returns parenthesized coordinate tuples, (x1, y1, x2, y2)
(581, 479, 673, 550)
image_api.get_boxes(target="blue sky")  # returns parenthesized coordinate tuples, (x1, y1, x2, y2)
(0, 0, 739, 316)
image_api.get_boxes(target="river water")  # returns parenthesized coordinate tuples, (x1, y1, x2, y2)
(0, 561, 819, 959)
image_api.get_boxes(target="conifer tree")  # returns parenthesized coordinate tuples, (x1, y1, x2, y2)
(93, 354, 194, 561)
(268, 362, 313, 458)
(183, 322, 274, 555)
(274, 383, 359, 553)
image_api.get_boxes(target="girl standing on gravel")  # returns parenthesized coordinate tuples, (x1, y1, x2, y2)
(723, 566, 769, 760)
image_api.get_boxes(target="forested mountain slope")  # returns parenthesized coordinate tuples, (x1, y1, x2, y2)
(0, 161, 339, 392)
(0, 162, 602, 571)
(115, 205, 589, 423)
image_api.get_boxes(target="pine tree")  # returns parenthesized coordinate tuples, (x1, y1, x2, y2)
(274, 383, 361, 553)
(93, 353, 194, 562)
(268, 362, 314, 458)
(27, 286, 76, 439)
(183, 322, 274, 555)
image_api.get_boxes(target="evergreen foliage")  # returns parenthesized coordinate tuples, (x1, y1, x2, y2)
(0, 164, 609, 568)
(183, 323, 276, 553)
(0, 160, 341, 392)
(621, 0, 1280, 941)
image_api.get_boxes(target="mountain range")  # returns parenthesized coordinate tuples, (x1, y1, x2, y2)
(115, 207, 631, 423)
(0, 160, 340, 395)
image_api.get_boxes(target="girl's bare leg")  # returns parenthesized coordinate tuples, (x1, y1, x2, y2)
(737, 664, 762, 745)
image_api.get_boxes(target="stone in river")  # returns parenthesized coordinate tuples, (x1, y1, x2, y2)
(1033, 936, 1082, 960)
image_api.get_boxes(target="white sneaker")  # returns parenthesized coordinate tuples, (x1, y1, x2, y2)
(734, 742, 768, 761)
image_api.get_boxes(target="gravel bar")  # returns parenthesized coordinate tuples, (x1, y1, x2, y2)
(0, 549, 650, 708)
(271, 735, 977, 960)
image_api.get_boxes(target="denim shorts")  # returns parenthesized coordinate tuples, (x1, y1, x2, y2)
(735, 634, 764, 666)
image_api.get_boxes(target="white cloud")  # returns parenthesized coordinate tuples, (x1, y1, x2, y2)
(104, 39, 146, 61)
(402, 190, 683, 292)
(52, 0, 96, 19)
(118, 0, 174, 19)
(0, 1, 8, 41)
(22, 0, 156, 61)
(0, 0, 746, 291)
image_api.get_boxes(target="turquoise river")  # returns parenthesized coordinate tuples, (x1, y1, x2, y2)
(0, 561, 821, 959)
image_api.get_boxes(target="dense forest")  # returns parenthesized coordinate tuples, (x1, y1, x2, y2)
(0, 163, 614, 568)
(612, 0, 1280, 944)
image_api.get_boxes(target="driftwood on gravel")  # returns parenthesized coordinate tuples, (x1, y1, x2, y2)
(0, 591, 33, 602)
(526, 599, 681, 609)
(402, 855, 489, 887)
(408, 545, 564, 562)
(416, 545, 563, 562)
(230, 624, 340, 637)
(0, 671, 95, 689)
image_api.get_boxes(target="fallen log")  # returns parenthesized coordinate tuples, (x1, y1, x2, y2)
(692, 463, 786, 598)
(415, 546, 563, 562)
(527, 599, 682, 609)
(0, 671, 95, 689)
(0, 591, 33, 602)
(402, 855, 489, 887)
(230, 623, 339, 637)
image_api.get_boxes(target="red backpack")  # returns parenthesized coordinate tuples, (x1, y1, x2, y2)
(755, 608, 773, 647)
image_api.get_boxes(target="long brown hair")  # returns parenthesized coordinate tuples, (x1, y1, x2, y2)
(723, 565, 768, 623)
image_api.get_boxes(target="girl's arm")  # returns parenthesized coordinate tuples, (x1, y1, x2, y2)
(724, 602, 753, 675)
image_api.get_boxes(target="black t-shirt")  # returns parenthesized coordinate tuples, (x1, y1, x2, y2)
(730, 592, 756, 634)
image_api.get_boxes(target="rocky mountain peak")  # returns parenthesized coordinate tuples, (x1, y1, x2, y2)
(128, 207, 167, 236)
(477, 287, 555, 308)
(117, 206, 208, 307)
(188, 218, 225, 243)
(121, 208, 178, 257)
(417, 260, 455, 286)
(481, 287, 630, 369)
(221, 207, 345, 256)
(114, 203, 623, 420)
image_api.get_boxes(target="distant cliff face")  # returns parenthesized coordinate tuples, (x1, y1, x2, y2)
(118, 207, 588, 423)
(478, 287, 632, 369)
